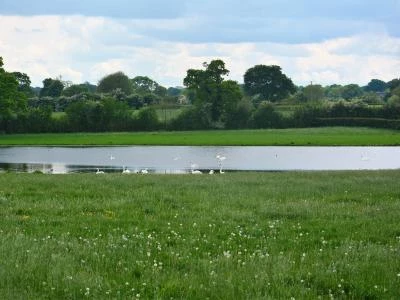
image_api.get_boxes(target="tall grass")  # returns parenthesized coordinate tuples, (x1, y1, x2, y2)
(0, 171, 399, 298)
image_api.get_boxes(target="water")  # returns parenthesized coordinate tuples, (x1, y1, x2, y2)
(0, 146, 399, 174)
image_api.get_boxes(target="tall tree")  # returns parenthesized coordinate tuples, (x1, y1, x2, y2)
(303, 84, 324, 101)
(62, 83, 96, 97)
(40, 78, 64, 97)
(341, 84, 363, 100)
(131, 76, 158, 94)
(12, 72, 34, 97)
(183, 59, 240, 122)
(365, 79, 387, 92)
(243, 65, 296, 102)
(387, 78, 400, 92)
(131, 76, 167, 97)
(97, 71, 132, 95)
(0, 57, 27, 131)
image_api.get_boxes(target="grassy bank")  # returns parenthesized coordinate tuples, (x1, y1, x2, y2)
(1, 127, 400, 146)
(0, 171, 399, 298)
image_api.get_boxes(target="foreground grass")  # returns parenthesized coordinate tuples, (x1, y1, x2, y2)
(0, 171, 399, 299)
(1, 127, 400, 146)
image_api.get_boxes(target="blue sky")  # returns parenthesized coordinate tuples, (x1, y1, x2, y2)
(0, 0, 399, 87)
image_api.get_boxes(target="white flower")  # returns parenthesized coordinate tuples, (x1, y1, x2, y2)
(223, 251, 231, 258)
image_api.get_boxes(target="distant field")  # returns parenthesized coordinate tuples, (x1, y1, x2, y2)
(1, 127, 400, 146)
(0, 170, 399, 298)
(275, 104, 300, 117)
(155, 108, 184, 122)
(51, 112, 66, 120)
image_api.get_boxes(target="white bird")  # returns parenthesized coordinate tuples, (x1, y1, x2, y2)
(110, 155, 115, 160)
(216, 154, 226, 174)
(361, 153, 370, 161)
(122, 166, 131, 174)
(191, 170, 202, 174)
(140, 168, 148, 174)
(216, 154, 226, 161)
(209, 169, 215, 174)
(96, 168, 105, 174)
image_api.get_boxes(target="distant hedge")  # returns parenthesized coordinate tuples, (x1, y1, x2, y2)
(315, 117, 400, 129)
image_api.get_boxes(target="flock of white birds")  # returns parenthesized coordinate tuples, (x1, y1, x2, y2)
(95, 154, 227, 175)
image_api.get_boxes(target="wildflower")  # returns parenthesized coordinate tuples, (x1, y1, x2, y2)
(223, 251, 231, 258)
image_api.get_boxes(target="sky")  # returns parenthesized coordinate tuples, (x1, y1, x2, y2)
(0, 0, 399, 88)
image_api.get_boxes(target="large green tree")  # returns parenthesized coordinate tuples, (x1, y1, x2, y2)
(341, 84, 363, 100)
(131, 76, 167, 98)
(0, 57, 28, 131)
(243, 65, 296, 102)
(12, 72, 34, 97)
(40, 78, 64, 97)
(183, 59, 241, 122)
(303, 84, 324, 102)
(62, 82, 96, 97)
(365, 79, 387, 92)
(97, 71, 132, 95)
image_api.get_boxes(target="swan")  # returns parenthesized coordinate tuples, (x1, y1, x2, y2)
(216, 154, 226, 174)
(96, 168, 105, 174)
(191, 170, 202, 174)
(122, 167, 131, 174)
(140, 169, 148, 174)
(216, 154, 226, 161)
(209, 170, 214, 174)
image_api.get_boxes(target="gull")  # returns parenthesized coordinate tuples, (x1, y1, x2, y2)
(96, 168, 105, 174)
(140, 168, 148, 174)
(209, 170, 215, 174)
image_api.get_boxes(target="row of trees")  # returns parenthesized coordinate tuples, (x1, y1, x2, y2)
(1, 56, 400, 133)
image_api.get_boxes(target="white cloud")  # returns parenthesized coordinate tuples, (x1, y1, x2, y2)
(0, 15, 399, 88)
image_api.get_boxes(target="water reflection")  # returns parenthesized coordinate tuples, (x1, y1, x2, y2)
(0, 146, 399, 174)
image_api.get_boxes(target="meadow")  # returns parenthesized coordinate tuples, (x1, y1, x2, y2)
(0, 171, 399, 299)
(1, 127, 400, 146)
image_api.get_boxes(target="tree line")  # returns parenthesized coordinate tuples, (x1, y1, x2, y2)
(1, 56, 399, 133)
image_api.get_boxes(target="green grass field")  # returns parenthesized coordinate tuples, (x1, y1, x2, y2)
(1, 127, 400, 146)
(0, 171, 399, 298)
(155, 108, 185, 123)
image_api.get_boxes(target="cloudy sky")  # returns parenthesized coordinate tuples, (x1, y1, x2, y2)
(0, 0, 399, 87)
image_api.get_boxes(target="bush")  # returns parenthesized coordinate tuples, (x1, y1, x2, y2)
(250, 103, 283, 128)
(168, 105, 212, 130)
(225, 99, 253, 129)
(133, 107, 161, 131)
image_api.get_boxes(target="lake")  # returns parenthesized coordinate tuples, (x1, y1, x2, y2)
(0, 146, 399, 174)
